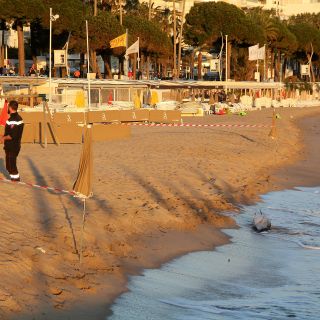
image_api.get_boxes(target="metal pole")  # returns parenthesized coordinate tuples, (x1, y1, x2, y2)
(225, 35, 228, 82)
(280, 54, 283, 84)
(49, 7, 52, 103)
(43, 100, 47, 148)
(86, 20, 91, 109)
(137, 37, 140, 70)
(263, 44, 266, 81)
(124, 28, 129, 78)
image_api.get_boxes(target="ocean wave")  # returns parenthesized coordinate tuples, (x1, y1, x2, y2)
(296, 241, 320, 250)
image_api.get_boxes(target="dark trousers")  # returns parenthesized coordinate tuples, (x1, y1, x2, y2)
(5, 150, 20, 181)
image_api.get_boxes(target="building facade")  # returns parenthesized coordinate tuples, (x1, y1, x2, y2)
(146, 0, 320, 18)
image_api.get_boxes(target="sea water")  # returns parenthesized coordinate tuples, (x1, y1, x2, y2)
(108, 187, 320, 319)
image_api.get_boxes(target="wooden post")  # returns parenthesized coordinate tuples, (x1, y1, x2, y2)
(43, 100, 47, 148)
(43, 100, 60, 146)
(29, 85, 34, 108)
(269, 109, 277, 139)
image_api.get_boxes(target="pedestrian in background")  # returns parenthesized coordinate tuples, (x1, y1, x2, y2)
(0, 100, 24, 181)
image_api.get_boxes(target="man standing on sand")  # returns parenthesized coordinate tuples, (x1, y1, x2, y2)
(0, 100, 24, 181)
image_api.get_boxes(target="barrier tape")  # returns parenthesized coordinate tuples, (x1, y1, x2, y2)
(121, 123, 270, 129)
(0, 177, 75, 196)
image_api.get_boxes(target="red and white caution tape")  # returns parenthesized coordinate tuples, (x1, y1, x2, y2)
(121, 123, 270, 129)
(0, 177, 75, 196)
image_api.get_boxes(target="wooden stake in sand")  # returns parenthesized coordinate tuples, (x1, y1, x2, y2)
(269, 109, 277, 139)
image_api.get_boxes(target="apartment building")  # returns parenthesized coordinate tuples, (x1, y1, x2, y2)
(146, 0, 320, 18)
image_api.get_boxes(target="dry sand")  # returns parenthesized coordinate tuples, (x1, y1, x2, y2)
(0, 107, 319, 319)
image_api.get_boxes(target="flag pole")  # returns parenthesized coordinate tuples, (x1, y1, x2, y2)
(263, 44, 266, 81)
(86, 20, 91, 111)
(125, 28, 129, 78)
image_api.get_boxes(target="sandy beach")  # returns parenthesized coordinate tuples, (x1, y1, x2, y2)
(0, 106, 320, 319)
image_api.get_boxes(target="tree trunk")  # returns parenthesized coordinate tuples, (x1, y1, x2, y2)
(90, 49, 97, 73)
(148, 0, 152, 20)
(227, 42, 232, 80)
(275, 50, 281, 82)
(17, 21, 25, 76)
(146, 55, 150, 79)
(307, 53, 315, 82)
(94, 0, 97, 16)
(177, 0, 186, 80)
(133, 53, 137, 79)
(0, 45, 4, 67)
(103, 55, 112, 79)
(197, 51, 202, 80)
(271, 49, 275, 81)
(191, 51, 194, 79)
(80, 53, 85, 77)
(173, 0, 177, 79)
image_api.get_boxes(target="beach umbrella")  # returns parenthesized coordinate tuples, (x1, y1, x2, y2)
(73, 125, 93, 263)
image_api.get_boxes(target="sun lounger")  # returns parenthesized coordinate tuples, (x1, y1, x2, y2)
(155, 101, 179, 111)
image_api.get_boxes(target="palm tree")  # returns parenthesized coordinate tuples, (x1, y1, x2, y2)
(246, 8, 283, 80)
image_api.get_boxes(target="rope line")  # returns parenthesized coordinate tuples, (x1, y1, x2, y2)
(121, 122, 270, 129)
(0, 177, 75, 196)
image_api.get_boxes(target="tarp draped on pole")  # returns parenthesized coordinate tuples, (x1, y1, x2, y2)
(73, 124, 93, 264)
(73, 125, 93, 199)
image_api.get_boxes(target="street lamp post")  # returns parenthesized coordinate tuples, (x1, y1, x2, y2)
(225, 35, 228, 82)
(49, 8, 59, 104)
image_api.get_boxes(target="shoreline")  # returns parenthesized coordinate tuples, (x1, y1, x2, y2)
(1, 107, 320, 319)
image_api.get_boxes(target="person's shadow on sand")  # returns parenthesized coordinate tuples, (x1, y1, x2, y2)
(0, 158, 10, 178)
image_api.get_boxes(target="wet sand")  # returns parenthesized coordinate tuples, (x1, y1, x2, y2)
(0, 107, 319, 319)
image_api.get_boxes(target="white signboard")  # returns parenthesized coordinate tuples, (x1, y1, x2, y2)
(301, 64, 310, 76)
(54, 50, 67, 67)
(210, 59, 220, 72)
